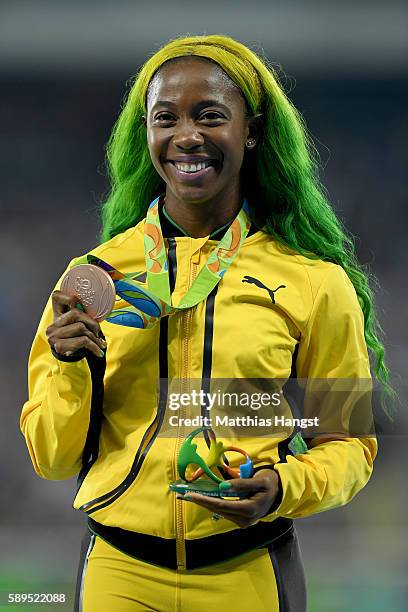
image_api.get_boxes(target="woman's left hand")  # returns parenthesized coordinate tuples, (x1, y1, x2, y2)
(177, 469, 281, 528)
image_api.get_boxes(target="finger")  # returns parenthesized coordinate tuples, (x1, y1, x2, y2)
(51, 290, 81, 319)
(51, 292, 104, 338)
(179, 492, 259, 517)
(218, 477, 268, 496)
(52, 335, 105, 359)
(52, 308, 102, 338)
(46, 311, 104, 350)
(48, 332, 106, 357)
(49, 322, 107, 349)
(178, 495, 260, 527)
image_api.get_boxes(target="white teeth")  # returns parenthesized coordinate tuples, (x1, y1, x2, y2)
(173, 160, 213, 173)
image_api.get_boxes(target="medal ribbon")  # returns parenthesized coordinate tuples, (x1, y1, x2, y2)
(144, 195, 251, 307)
(76, 196, 251, 328)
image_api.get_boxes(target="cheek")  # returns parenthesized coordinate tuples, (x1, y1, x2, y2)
(217, 130, 246, 172)
(146, 132, 164, 171)
(146, 130, 157, 154)
(223, 142, 245, 174)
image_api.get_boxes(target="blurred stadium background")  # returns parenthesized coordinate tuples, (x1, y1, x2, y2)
(1, 1, 407, 610)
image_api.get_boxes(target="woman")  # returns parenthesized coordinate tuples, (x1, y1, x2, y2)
(21, 34, 391, 611)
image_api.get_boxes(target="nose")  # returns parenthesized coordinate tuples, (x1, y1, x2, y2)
(172, 119, 204, 149)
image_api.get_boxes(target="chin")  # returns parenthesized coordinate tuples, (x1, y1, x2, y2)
(170, 188, 216, 205)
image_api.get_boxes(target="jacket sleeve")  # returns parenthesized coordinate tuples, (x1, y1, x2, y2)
(20, 261, 93, 480)
(264, 264, 377, 520)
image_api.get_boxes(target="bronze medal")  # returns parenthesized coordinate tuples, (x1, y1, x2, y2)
(61, 264, 116, 321)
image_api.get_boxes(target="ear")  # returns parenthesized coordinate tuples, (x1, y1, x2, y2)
(140, 114, 147, 127)
(246, 113, 263, 148)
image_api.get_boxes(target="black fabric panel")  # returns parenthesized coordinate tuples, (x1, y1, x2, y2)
(167, 237, 177, 288)
(185, 517, 293, 570)
(276, 437, 293, 463)
(201, 286, 218, 383)
(252, 463, 277, 473)
(289, 342, 299, 379)
(267, 528, 307, 612)
(73, 527, 94, 612)
(87, 516, 293, 571)
(76, 351, 106, 490)
(276, 342, 308, 463)
(159, 198, 182, 238)
(201, 285, 218, 452)
(88, 518, 177, 569)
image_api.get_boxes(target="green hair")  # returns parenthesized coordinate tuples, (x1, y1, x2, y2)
(100, 33, 395, 416)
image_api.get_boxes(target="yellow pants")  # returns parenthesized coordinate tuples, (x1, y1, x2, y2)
(75, 529, 306, 611)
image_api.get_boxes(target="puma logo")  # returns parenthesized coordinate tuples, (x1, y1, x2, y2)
(242, 275, 286, 304)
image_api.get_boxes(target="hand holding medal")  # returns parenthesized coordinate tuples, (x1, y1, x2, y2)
(45, 264, 114, 359)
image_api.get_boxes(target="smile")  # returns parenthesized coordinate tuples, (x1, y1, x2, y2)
(168, 160, 217, 180)
(174, 160, 214, 172)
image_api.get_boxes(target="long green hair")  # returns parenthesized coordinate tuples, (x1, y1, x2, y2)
(100, 33, 394, 415)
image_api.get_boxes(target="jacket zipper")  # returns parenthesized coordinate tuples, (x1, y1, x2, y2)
(78, 238, 177, 514)
(174, 254, 198, 569)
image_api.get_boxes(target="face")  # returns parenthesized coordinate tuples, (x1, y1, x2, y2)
(143, 57, 259, 206)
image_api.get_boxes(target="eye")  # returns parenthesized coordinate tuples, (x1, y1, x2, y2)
(154, 112, 174, 121)
(200, 111, 223, 121)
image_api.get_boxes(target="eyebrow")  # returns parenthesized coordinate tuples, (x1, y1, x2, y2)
(150, 99, 231, 114)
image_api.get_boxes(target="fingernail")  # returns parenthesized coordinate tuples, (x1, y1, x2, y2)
(100, 340, 107, 348)
(219, 481, 232, 491)
(180, 494, 193, 501)
(99, 349, 105, 358)
(76, 303, 85, 312)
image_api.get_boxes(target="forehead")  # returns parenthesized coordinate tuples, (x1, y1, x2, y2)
(146, 57, 242, 109)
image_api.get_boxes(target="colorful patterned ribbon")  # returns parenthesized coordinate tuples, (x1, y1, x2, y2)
(75, 195, 251, 328)
(144, 195, 251, 307)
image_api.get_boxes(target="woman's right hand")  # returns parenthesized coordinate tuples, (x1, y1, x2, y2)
(46, 290, 107, 358)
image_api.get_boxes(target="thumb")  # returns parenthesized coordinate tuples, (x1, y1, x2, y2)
(67, 294, 86, 314)
(219, 477, 266, 495)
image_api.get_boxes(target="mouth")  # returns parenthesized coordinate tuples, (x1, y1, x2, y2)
(166, 159, 219, 181)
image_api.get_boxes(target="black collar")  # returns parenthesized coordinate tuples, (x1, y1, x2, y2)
(158, 197, 256, 239)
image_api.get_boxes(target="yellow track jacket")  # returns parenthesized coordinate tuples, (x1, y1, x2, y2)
(21, 209, 376, 569)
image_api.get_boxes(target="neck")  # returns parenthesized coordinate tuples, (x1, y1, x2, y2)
(163, 188, 243, 238)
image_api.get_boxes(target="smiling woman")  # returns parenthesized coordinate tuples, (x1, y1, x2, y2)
(21, 34, 392, 612)
(141, 56, 261, 237)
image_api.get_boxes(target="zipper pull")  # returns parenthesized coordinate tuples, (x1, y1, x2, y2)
(191, 251, 200, 265)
